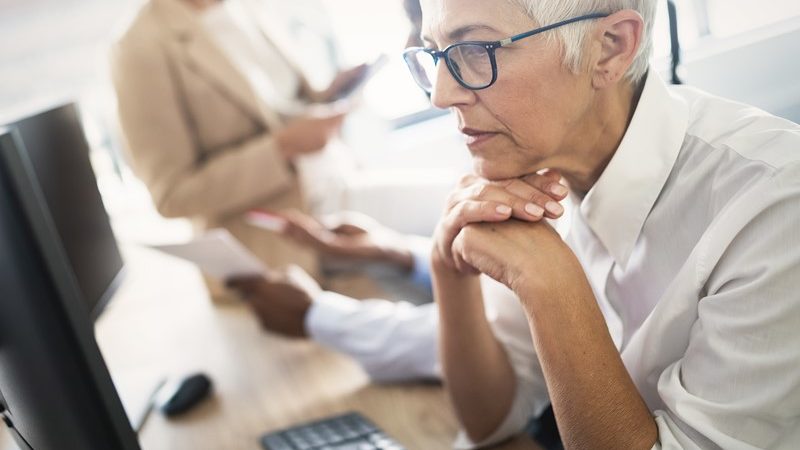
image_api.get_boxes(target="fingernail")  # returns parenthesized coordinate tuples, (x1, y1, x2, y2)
(550, 184, 568, 197)
(496, 205, 512, 215)
(525, 203, 544, 217)
(545, 201, 564, 216)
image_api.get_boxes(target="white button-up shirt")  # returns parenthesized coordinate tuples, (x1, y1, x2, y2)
(304, 70, 800, 449)
(467, 70, 800, 449)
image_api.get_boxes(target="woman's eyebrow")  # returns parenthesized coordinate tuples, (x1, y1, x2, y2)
(421, 24, 502, 47)
(448, 24, 501, 41)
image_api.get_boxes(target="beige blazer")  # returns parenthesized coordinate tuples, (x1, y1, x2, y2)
(111, 0, 319, 288)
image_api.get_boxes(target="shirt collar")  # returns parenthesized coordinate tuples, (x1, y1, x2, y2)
(578, 71, 689, 269)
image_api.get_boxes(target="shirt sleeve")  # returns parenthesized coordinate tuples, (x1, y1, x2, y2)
(305, 292, 440, 382)
(652, 167, 800, 449)
(405, 235, 432, 292)
(454, 277, 552, 449)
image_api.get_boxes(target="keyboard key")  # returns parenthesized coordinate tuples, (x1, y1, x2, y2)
(259, 412, 404, 450)
(261, 434, 294, 450)
(319, 441, 376, 450)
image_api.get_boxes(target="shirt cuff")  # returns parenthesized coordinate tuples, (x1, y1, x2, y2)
(406, 235, 432, 292)
(305, 291, 440, 382)
(305, 291, 363, 341)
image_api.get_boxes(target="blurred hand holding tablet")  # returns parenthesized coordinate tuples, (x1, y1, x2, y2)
(148, 229, 266, 280)
(329, 54, 389, 101)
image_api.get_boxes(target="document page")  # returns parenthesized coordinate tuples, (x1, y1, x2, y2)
(148, 229, 266, 280)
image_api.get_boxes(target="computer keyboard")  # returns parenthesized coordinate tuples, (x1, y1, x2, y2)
(260, 412, 405, 450)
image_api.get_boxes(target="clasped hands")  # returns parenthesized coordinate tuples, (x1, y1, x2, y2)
(432, 170, 576, 296)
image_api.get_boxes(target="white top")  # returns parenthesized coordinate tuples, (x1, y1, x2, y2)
(201, 0, 304, 114)
(458, 70, 800, 449)
(298, 69, 800, 448)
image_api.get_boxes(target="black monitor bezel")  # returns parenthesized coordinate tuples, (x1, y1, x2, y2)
(0, 127, 139, 449)
(9, 102, 126, 320)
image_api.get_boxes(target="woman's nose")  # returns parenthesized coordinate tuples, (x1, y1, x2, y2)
(430, 60, 474, 109)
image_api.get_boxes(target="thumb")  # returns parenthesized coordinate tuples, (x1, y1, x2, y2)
(331, 223, 366, 235)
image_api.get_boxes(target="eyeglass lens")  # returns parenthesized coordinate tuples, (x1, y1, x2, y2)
(447, 44, 493, 88)
(406, 43, 493, 92)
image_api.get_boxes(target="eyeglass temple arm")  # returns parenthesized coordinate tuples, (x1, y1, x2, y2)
(500, 12, 611, 47)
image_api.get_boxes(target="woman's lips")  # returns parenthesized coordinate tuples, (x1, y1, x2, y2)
(461, 128, 498, 147)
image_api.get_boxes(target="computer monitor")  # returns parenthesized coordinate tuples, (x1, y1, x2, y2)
(0, 125, 139, 448)
(10, 104, 125, 319)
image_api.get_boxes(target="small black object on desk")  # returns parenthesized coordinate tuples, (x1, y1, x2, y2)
(155, 373, 213, 417)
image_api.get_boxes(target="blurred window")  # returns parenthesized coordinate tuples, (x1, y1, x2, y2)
(0, 0, 144, 117)
(704, 0, 800, 38)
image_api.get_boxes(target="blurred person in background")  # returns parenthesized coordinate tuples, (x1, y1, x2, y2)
(403, 0, 423, 47)
(111, 0, 367, 300)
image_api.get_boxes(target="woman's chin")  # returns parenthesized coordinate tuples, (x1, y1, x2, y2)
(472, 159, 529, 181)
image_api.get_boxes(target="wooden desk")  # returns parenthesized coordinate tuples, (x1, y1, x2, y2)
(1, 245, 543, 450)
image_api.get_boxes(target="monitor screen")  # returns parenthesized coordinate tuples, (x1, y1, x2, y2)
(11, 104, 124, 318)
(0, 128, 140, 450)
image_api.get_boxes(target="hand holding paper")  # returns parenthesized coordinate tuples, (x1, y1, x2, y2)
(147, 229, 267, 281)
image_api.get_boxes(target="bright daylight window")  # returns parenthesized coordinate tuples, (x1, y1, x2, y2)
(704, 0, 800, 37)
(319, 0, 430, 121)
(652, 0, 800, 53)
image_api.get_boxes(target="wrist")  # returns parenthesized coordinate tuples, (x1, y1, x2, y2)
(431, 259, 484, 311)
(274, 130, 295, 160)
(377, 245, 414, 272)
(297, 303, 311, 338)
(286, 293, 313, 339)
(431, 250, 476, 281)
(513, 251, 586, 309)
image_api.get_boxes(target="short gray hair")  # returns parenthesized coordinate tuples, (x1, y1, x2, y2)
(509, 0, 656, 84)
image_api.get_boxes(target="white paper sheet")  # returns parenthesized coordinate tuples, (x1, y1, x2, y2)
(147, 229, 266, 280)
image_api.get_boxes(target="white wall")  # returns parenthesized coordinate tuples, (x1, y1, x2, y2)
(681, 17, 800, 123)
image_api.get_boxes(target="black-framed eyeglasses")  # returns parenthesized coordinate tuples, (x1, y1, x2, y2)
(403, 12, 609, 93)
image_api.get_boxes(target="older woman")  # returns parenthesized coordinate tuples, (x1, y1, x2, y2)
(403, 0, 800, 448)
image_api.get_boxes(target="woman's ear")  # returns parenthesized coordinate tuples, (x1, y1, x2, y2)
(590, 10, 644, 89)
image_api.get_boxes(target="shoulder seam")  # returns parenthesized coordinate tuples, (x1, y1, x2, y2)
(684, 133, 782, 173)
